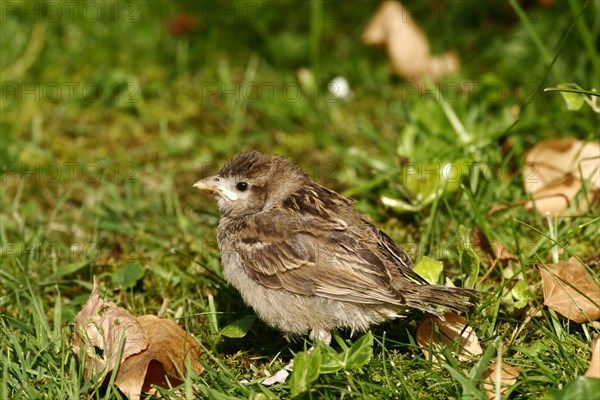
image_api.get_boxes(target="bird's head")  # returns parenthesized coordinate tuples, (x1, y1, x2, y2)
(194, 151, 307, 217)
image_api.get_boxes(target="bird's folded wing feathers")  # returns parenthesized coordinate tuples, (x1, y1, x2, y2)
(376, 229, 430, 285)
(233, 215, 413, 305)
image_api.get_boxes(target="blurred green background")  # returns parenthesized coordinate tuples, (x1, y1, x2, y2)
(2, 0, 597, 219)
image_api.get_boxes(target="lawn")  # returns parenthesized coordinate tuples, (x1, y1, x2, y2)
(1, 0, 599, 399)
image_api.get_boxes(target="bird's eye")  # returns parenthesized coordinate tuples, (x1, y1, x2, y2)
(236, 181, 249, 191)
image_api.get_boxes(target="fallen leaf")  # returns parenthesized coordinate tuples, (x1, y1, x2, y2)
(585, 337, 600, 379)
(362, 1, 459, 81)
(524, 138, 600, 215)
(472, 227, 518, 264)
(472, 227, 494, 262)
(416, 312, 482, 362)
(115, 315, 203, 399)
(72, 278, 148, 380)
(526, 176, 588, 215)
(525, 139, 599, 192)
(538, 258, 600, 323)
(473, 227, 519, 283)
(482, 360, 520, 399)
(72, 278, 203, 399)
(492, 241, 519, 263)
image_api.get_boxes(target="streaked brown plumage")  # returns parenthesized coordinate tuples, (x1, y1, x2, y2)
(194, 151, 477, 343)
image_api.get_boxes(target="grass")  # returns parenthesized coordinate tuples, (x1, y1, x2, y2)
(1, 0, 599, 398)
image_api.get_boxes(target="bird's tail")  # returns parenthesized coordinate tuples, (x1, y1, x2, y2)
(406, 284, 478, 314)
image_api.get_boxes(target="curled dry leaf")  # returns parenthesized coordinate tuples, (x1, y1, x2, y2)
(472, 227, 518, 283)
(362, 0, 459, 81)
(492, 241, 518, 263)
(585, 337, 600, 379)
(524, 138, 600, 215)
(72, 279, 203, 400)
(482, 360, 520, 399)
(416, 312, 482, 363)
(72, 278, 148, 380)
(538, 257, 600, 323)
(115, 315, 203, 399)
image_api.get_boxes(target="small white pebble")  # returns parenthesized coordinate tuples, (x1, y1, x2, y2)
(328, 76, 353, 101)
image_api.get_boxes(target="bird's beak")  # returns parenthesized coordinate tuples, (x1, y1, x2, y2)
(193, 175, 238, 201)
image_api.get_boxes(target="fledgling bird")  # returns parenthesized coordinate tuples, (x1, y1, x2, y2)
(194, 151, 477, 344)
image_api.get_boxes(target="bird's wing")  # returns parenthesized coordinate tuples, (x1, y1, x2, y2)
(232, 211, 415, 305)
(375, 228, 430, 285)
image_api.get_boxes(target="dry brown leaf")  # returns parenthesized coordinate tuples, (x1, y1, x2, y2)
(72, 279, 203, 399)
(115, 315, 203, 399)
(472, 227, 493, 261)
(585, 337, 600, 379)
(473, 228, 517, 261)
(524, 138, 600, 215)
(482, 360, 520, 399)
(492, 241, 518, 263)
(416, 312, 482, 362)
(362, 1, 459, 81)
(72, 278, 148, 380)
(538, 258, 600, 323)
(473, 228, 518, 283)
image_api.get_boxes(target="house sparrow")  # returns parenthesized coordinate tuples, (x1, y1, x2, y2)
(194, 151, 477, 344)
